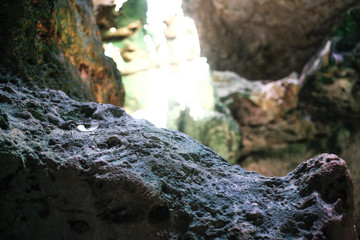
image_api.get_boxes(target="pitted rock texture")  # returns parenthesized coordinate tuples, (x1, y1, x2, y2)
(182, 0, 360, 80)
(0, 0, 124, 105)
(0, 80, 356, 239)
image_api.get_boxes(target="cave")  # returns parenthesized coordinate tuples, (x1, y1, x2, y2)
(0, 0, 359, 239)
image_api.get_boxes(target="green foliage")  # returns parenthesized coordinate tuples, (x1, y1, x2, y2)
(116, 0, 148, 27)
(332, 9, 360, 52)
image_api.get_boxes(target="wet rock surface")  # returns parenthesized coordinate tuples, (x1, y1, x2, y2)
(0, 0, 124, 105)
(182, 0, 360, 80)
(0, 79, 356, 239)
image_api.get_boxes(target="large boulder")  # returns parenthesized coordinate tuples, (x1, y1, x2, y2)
(0, 0, 124, 105)
(0, 79, 357, 239)
(182, 0, 360, 80)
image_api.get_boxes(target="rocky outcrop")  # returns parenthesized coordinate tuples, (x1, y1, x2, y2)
(1, 0, 358, 238)
(0, 0, 124, 105)
(93, 0, 242, 163)
(299, 8, 360, 234)
(212, 8, 360, 234)
(212, 71, 329, 176)
(0, 79, 357, 239)
(299, 11, 360, 126)
(182, 0, 360, 80)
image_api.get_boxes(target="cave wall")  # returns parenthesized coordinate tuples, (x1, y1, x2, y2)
(213, 71, 326, 176)
(300, 8, 360, 230)
(182, 0, 360, 80)
(0, 0, 124, 105)
(213, 8, 360, 232)
(0, 0, 358, 238)
(93, 0, 243, 163)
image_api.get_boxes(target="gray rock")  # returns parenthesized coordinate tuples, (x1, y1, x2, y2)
(0, 80, 356, 239)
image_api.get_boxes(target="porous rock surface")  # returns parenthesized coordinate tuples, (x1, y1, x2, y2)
(0, 79, 356, 239)
(182, 0, 360, 79)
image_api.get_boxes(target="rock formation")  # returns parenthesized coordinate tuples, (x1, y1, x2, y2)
(212, 71, 328, 176)
(93, 0, 242, 163)
(182, 0, 360, 80)
(0, 80, 357, 239)
(211, 8, 360, 233)
(0, 0, 358, 238)
(300, 8, 360, 232)
(0, 0, 124, 105)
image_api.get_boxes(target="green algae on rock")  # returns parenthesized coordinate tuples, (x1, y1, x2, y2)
(0, 0, 124, 106)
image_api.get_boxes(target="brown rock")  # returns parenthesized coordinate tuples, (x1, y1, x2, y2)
(0, 0, 124, 106)
(213, 71, 330, 175)
(183, 0, 360, 79)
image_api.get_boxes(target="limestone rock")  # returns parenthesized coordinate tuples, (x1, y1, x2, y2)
(0, 77, 357, 239)
(299, 10, 360, 124)
(299, 8, 360, 234)
(0, 0, 124, 105)
(182, 0, 360, 80)
(211, 8, 360, 233)
(94, 0, 242, 163)
(212, 71, 330, 176)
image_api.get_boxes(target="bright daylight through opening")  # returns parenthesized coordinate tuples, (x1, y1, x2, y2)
(104, 0, 215, 128)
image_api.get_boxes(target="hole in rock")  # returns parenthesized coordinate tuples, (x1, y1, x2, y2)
(100, 206, 145, 224)
(106, 137, 122, 148)
(148, 205, 170, 224)
(68, 220, 90, 234)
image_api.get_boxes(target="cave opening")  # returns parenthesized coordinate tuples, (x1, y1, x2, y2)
(99, 0, 213, 129)
(93, 0, 360, 180)
(1, 0, 360, 238)
(95, 0, 243, 163)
